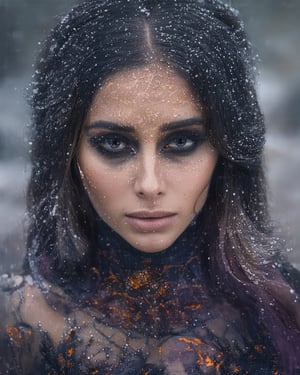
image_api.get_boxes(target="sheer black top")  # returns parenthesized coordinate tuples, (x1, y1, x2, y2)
(0, 222, 283, 374)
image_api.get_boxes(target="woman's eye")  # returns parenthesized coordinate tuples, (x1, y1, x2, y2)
(166, 137, 194, 150)
(162, 132, 205, 154)
(102, 137, 127, 151)
(88, 135, 136, 157)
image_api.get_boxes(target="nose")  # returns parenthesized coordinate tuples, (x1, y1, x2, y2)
(133, 152, 165, 199)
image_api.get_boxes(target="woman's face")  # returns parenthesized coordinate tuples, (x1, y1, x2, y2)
(78, 64, 218, 253)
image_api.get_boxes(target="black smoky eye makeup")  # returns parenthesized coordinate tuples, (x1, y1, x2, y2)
(161, 130, 206, 156)
(87, 134, 137, 158)
(86, 129, 206, 159)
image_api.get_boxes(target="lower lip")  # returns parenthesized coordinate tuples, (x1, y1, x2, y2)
(125, 215, 176, 232)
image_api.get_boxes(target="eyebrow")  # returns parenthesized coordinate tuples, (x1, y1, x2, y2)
(161, 117, 205, 131)
(86, 121, 134, 133)
(85, 117, 205, 133)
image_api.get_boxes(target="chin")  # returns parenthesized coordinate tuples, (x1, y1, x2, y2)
(130, 237, 175, 253)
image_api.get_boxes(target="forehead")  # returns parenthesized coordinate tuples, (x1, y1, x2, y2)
(85, 64, 203, 131)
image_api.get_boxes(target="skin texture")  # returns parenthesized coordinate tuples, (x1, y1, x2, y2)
(78, 64, 218, 253)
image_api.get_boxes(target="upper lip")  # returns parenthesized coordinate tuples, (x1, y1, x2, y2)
(125, 210, 176, 219)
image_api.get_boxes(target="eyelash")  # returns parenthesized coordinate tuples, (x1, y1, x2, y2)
(87, 131, 206, 159)
(88, 134, 137, 157)
(162, 131, 205, 155)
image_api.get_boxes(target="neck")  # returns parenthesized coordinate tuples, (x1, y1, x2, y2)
(87, 214, 210, 336)
(96, 215, 203, 269)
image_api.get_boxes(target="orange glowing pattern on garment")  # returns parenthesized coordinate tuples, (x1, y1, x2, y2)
(196, 351, 223, 369)
(6, 326, 23, 341)
(232, 365, 242, 373)
(197, 352, 213, 367)
(106, 268, 120, 283)
(176, 337, 224, 370)
(178, 337, 203, 346)
(177, 337, 225, 371)
(54, 328, 77, 369)
(126, 270, 153, 289)
(254, 344, 265, 353)
(6, 326, 33, 347)
(185, 303, 201, 310)
(84, 253, 209, 337)
(157, 346, 163, 355)
(66, 347, 75, 357)
(64, 328, 76, 342)
(89, 370, 100, 375)
(57, 353, 74, 368)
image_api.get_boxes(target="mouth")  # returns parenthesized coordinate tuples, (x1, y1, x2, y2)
(125, 211, 177, 232)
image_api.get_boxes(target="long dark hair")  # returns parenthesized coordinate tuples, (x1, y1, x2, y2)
(25, 0, 300, 372)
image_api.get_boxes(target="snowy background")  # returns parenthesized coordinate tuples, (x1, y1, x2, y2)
(0, 0, 299, 273)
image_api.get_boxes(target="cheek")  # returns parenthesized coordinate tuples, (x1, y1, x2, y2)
(183, 157, 217, 214)
(79, 161, 130, 215)
(78, 158, 108, 202)
(85, 170, 117, 199)
(194, 185, 210, 213)
(180, 178, 210, 215)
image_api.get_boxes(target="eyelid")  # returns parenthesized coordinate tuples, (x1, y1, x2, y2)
(159, 129, 206, 154)
(88, 132, 137, 145)
(161, 129, 206, 144)
(87, 133, 138, 157)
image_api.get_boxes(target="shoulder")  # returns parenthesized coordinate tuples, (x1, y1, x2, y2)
(0, 273, 27, 291)
(10, 275, 69, 336)
(0, 272, 52, 330)
(0, 273, 33, 324)
(0, 274, 40, 373)
(0, 273, 70, 342)
(0, 273, 73, 373)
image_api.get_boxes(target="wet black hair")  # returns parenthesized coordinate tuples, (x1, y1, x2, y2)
(25, 0, 300, 372)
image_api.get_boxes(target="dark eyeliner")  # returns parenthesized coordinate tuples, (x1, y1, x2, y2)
(161, 130, 206, 155)
(88, 134, 137, 158)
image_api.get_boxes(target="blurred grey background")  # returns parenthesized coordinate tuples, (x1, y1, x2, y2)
(0, 0, 299, 273)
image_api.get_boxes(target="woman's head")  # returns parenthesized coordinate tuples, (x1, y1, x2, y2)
(27, 0, 266, 281)
(77, 63, 218, 253)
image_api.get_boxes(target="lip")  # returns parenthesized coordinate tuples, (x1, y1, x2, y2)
(125, 211, 177, 232)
